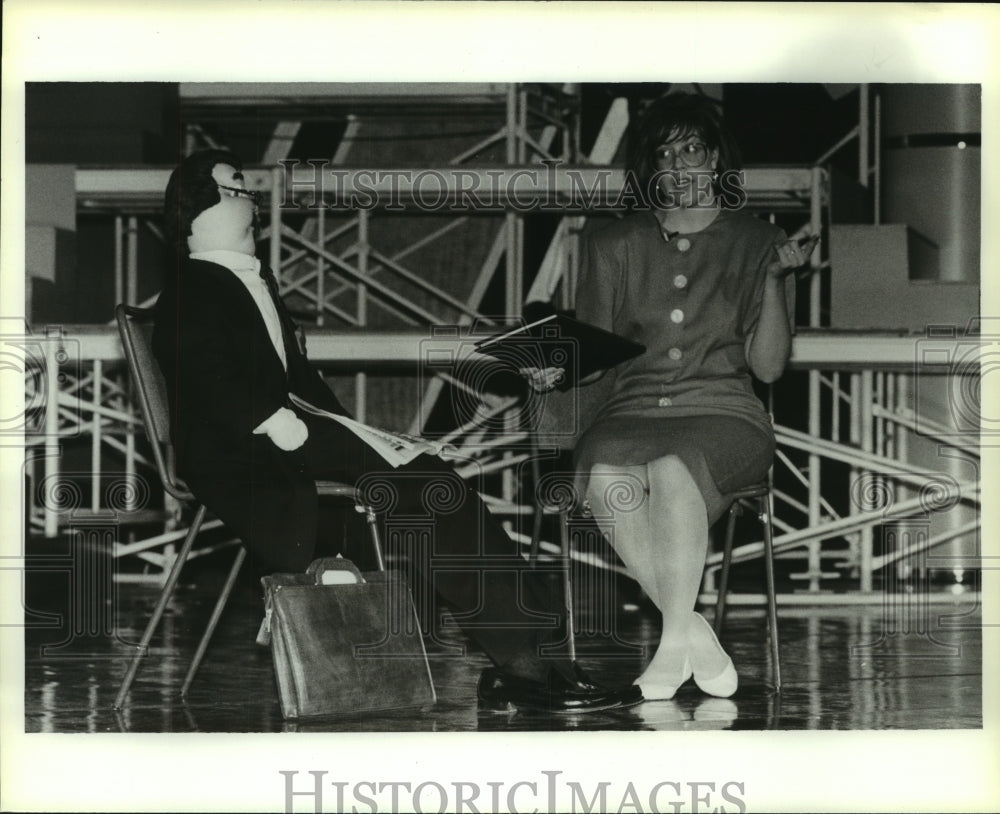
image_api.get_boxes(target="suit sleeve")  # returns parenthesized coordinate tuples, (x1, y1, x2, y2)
(159, 285, 287, 443)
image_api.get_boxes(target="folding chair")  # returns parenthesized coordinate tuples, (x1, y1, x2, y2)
(712, 482, 781, 691)
(529, 453, 782, 691)
(113, 305, 384, 710)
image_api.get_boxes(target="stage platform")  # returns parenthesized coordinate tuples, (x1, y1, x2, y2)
(23, 547, 982, 734)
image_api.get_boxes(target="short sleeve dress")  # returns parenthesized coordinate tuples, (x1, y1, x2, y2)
(573, 208, 794, 521)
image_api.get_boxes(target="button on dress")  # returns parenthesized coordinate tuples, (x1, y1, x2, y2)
(572, 209, 795, 514)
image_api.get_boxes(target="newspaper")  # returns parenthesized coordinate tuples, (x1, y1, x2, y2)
(289, 393, 460, 468)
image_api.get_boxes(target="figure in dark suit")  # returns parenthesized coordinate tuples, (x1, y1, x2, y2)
(152, 149, 641, 713)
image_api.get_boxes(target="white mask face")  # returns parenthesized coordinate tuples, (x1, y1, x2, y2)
(187, 163, 257, 255)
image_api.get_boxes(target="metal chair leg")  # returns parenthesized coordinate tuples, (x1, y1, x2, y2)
(559, 511, 577, 662)
(180, 545, 246, 698)
(714, 502, 740, 636)
(529, 449, 543, 566)
(363, 505, 386, 572)
(176, 487, 383, 702)
(760, 493, 782, 692)
(114, 504, 207, 710)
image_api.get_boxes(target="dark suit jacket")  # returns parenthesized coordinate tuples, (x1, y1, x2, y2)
(152, 257, 350, 572)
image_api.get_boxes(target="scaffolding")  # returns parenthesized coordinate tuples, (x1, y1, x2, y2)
(26, 83, 981, 598)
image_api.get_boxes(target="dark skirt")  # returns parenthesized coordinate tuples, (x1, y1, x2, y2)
(573, 413, 774, 523)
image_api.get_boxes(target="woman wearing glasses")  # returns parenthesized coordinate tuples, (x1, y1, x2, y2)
(564, 93, 809, 700)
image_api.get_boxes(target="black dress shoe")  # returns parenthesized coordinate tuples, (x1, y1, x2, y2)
(478, 663, 643, 714)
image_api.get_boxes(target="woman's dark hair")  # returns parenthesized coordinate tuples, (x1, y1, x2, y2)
(627, 92, 743, 208)
(163, 148, 244, 255)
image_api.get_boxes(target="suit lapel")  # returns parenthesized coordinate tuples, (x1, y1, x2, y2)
(258, 265, 299, 361)
(186, 258, 290, 375)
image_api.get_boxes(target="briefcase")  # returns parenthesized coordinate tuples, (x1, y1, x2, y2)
(258, 557, 436, 719)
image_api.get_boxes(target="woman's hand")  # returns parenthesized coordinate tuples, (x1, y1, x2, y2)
(747, 233, 811, 383)
(768, 234, 819, 279)
(519, 366, 565, 393)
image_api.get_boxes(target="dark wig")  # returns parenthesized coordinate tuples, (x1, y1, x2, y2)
(163, 148, 244, 256)
(627, 93, 743, 208)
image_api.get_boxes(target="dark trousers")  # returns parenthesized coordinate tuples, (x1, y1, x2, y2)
(286, 412, 566, 668)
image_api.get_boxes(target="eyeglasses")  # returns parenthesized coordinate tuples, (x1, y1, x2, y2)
(653, 141, 709, 168)
(217, 184, 262, 206)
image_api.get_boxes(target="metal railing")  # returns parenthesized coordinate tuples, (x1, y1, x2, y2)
(26, 83, 980, 593)
(24, 326, 982, 595)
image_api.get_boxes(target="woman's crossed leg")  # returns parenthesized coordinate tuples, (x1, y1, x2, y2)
(586, 454, 732, 699)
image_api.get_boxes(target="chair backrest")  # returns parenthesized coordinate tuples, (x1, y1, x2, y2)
(115, 303, 193, 502)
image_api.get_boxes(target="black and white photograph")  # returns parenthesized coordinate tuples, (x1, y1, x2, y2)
(2, 2, 998, 812)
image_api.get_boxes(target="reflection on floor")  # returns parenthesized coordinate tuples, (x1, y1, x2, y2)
(23, 554, 982, 733)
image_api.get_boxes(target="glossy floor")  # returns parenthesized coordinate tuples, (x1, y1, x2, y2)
(25, 560, 982, 732)
(23, 562, 982, 733)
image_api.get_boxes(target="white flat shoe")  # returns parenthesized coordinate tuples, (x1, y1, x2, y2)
(634, 655, 693, 701)
(689, 612, 738, 698)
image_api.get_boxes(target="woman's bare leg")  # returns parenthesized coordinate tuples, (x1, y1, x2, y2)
(644, 455, 709, 643)
(586, 455, 734, 698)
(587, 459, 701, 698)
(586, 464, 660, 608)
(611, 454, 706, 696)
(643, 454, 734, 692)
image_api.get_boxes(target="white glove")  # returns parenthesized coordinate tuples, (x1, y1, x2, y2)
(254, 407, 309, 451)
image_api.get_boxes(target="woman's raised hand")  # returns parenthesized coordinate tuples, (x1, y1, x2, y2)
(768, 233, 820, 279)
(519, 366, 565, 393)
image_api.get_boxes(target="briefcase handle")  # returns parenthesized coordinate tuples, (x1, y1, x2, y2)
(305, 557, 365, 585)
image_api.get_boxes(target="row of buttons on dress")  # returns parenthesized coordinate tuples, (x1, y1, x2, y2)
(661, 237, 691, 406)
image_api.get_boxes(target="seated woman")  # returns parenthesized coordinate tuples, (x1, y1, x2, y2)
(535, 93, 808, 700)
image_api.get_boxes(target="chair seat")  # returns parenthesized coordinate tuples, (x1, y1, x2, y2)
(728, 482, 770, 501)
(316, 481, 359, 500)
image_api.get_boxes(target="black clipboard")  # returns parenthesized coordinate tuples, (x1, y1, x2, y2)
(473, 313, 645, 389)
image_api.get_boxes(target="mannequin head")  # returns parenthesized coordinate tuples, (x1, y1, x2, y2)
(163, 149, 258, 256)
